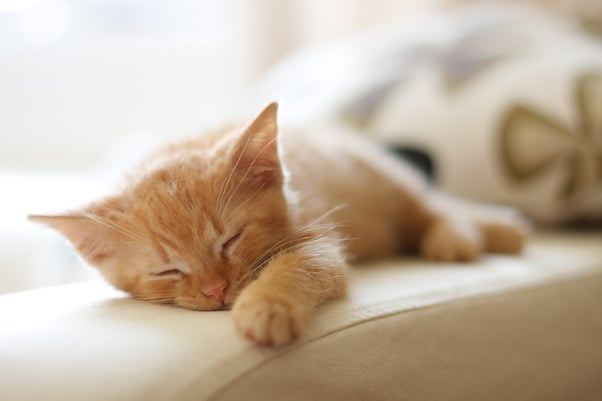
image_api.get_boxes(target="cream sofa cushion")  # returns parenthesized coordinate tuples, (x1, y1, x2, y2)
(1, 231, 601, 400)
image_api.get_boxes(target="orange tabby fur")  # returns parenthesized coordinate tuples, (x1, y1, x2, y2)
(29, 103, 527, 346)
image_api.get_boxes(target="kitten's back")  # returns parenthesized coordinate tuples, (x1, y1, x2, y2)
(280, 126, 431, 260)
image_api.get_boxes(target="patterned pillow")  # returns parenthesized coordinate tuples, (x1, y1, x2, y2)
(499, 74, 602, 223)
(251, 4, 602, 224)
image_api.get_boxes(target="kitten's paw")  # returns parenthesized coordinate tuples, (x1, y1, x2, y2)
(479, 212, 529, 254)
(421, 220, 481, 262)
(232, 295, 306, 347)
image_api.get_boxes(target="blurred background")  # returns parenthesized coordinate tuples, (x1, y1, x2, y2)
(0, 0, 451, 174)
(1, 0, 600, 294)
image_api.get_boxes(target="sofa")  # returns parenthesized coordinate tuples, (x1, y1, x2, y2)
(1, 231, 601, 400)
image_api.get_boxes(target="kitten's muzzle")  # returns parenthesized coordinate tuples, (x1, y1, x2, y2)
(201, 280, 228, 304)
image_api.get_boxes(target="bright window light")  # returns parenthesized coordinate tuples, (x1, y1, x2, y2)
(0, 0, 41, 12)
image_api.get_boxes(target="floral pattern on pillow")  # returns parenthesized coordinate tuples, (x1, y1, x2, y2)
(499, 73, 602, 199)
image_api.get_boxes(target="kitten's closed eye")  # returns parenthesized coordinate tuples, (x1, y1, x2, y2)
(151, 268, 184, 278)
(221, 230, 242, 258)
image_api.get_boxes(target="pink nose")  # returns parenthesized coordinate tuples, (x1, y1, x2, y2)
(202, 281, 227, 303)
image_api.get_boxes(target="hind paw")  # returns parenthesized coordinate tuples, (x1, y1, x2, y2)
(420, 220, 482, 262)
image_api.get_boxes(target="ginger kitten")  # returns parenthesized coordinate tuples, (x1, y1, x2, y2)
(29, 103, 526, 346)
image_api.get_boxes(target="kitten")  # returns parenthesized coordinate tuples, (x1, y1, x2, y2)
(29, 103, 526, 346)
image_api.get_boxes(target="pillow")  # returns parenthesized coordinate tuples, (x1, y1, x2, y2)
(250, 4, 602, 224)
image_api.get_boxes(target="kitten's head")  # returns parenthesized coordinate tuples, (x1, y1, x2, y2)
(30, 103, 291, 310)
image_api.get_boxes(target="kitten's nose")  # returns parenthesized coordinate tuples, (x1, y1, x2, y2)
(202, 280, 228, 303)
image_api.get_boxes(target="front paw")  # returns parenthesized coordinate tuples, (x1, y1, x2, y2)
(232, 294, 306, 347)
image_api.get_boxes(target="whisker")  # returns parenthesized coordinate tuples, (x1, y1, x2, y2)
(245, 222, 351, 273)
(306, 204, 348, 225)
(249, 235, 354, 275)
(82, 212, 142, 243)
(216, 131, 256, 220)
(133, 294, 175, 304)
(227, 179, 269, 218)
(221, 137, 277, 220)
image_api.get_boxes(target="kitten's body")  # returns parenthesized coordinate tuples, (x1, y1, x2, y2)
(30, 103, 526, 346)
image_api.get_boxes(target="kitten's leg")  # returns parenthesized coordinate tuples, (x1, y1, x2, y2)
(232, 236, 348, 346)
(402, 191, 528, 262)
(475, 206, 529, 254)
(419, 218, 483, 262)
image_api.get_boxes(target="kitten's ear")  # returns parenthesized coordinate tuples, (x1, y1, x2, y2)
(28, 213, 121, 265)
(233, 102, 282, 183)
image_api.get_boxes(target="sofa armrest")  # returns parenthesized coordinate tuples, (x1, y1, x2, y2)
(1, 232, 601, 401)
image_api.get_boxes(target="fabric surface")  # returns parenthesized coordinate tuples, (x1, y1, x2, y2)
(216, 275, 602, 401)
(0, 231, 601, 400)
